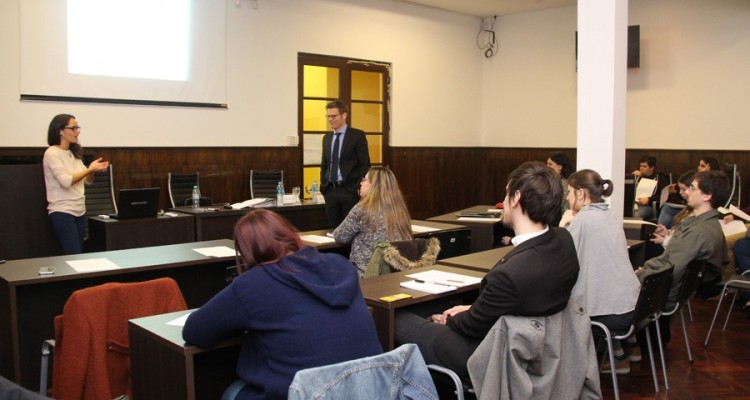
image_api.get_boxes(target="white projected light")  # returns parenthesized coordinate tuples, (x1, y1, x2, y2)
(20, 0, 225, 106)
(68, 0, 190, 81)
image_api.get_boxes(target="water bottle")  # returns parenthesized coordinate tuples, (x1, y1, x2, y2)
(311, 179, 319, 204)
(276, 181, 284, 206)
(191, 185, 201, 210)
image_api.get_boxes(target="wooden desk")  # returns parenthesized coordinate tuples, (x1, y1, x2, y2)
(360, 265, 485, 350)
(173, 202, 328, 241)
(129, 310, 241, 400)
(87, 214, 196, 251)
(437, 246, 513, 272)
(0, 240, 236, 390)
(438, 239, 645, 272)
(427, 205, 511, 252)
(299, 220, 471, 260)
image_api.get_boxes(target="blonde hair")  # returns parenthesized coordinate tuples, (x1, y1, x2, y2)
(359, 166, 412, 240)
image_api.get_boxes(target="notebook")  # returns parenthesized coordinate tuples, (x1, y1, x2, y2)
(108, 188, 160, 219)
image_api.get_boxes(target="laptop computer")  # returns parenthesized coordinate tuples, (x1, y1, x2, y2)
(108, 188, 160, 219)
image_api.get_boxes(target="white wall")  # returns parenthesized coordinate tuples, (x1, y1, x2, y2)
(0, 0, 482, 147)
(480, 0, 750, 150)
(2, 0, 749, 150)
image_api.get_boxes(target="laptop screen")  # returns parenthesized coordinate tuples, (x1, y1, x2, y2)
(111, 187, 160, 219)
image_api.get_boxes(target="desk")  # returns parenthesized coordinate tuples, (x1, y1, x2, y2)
(173, 202, 328, 241)
(299, 220, 471, 260)
(0, 240, 236, 390)
(87, 214, 196, 251)
(427, 205, 511, 252)
(438, 239, 646, 272)
(360, 265, 486, 350)
(129, 310, 241, 400)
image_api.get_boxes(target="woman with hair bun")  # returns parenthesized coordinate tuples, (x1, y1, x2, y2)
(565, 169, 641, 375)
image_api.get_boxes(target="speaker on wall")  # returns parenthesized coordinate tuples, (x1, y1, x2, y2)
(575, 25, 640, 69)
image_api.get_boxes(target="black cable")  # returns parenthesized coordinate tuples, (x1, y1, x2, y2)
(476, 16, 498, 59)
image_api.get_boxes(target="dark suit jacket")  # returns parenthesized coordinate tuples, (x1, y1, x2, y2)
(320, 127, 370, 195)
(434, 227, 580, 375)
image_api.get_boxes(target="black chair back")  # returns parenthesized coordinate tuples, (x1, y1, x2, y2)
(85, 164, 117, 216)
(632, 268, 674, 332)
(168, 172, 199, 208)
(250, 170, 283, 199)
(675, 260, 706, 309)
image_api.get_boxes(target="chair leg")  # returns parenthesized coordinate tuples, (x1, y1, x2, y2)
(592, 322, 619, 400)
(687, 299, 693, 322)
(653, 319, 669, 390)
(679, 308, 693, 362)
(644, 327, 660, 394)
(40, 340, 54, 396)
(704, 284, 729, 347)
(426, 364, 465, 400)
(722, 288, 740, 331)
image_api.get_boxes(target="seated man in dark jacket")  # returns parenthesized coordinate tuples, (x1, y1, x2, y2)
(395, 161, 580, 379)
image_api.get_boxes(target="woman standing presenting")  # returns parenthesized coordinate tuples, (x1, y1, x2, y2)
(333, 166, 412, 277)
(43, 114, 109, 254)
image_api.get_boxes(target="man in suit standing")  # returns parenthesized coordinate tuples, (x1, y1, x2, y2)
(394, 161, 580, 379)
(321, 100, 370, 228)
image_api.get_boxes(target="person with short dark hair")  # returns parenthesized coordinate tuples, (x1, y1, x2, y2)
(394, 161, 579, 379)
(43, 114, 109, 254)
(320, 100, 371, 229)
(697, 156, 720, 172)
(631, 155, 668, 220)
(546, 152, 573, 179)
(183, 209, 382, 400)
(638, 170, 730, 306)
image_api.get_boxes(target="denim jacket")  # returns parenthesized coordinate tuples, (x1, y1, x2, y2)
(288, 344, 438, 400)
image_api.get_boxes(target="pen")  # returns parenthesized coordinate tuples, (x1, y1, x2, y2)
(415, 279, 456, 287)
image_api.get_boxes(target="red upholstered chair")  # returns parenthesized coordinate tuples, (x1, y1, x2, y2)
(41, 278, 187, 400)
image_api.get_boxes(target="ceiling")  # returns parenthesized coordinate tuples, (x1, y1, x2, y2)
(399, 0, 577, 17)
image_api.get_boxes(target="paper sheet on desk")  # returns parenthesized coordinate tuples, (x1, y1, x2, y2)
(193, 246, 235, 257)
(406, 270, 481, 287)
(300, 235, 336, 244)
(411, 224, 439, 233)
(721, 220, 748, 236)
(400, 280, 456, 294)
(66, 258, 120, 272)
(166, 312, 193, 327)
(458, 217, 501, 222)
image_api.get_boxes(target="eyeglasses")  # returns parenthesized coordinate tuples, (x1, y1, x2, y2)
(63, 126, 81, 132)
(325, 114, 340, 119)
(686, 185, 701, 193)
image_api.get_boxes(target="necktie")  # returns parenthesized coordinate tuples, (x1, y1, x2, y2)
(330, 132, 341, 183)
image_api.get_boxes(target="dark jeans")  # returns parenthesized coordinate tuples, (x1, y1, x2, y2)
(323, 185, 359, 229)
(735, 237, 750, 273)
(394, 311, 478, 380)
(49, 212, 86, 255)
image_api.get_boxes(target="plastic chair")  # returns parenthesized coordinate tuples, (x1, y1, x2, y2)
(39, 278, 187, 399)
(428, 301, 601, 400)
(250, 170, 283, 199)
(659, 260, 705, 365)
(723, 163, 741, 208)
(84, 164, 117, 216)
(168, 172, 199, 208)
(704, 269, 750, 347)
(592, 267, 673, 400)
